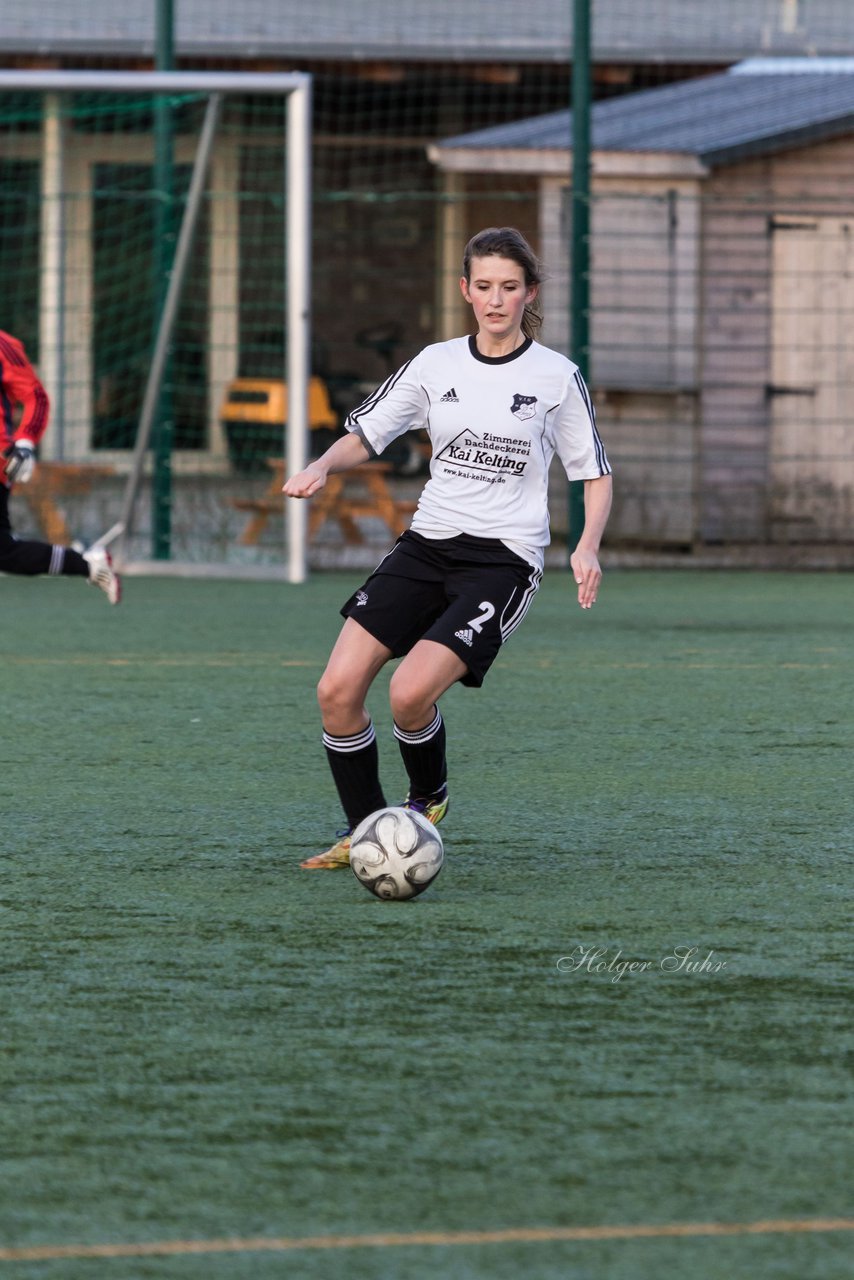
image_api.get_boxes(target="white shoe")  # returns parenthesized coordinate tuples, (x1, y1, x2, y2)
(83, 546, 122, 605)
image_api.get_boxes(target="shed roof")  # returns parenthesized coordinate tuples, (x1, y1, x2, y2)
(2, 1, 854, 65)
(433, 59, 854, 166)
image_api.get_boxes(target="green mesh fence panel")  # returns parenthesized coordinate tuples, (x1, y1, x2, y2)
(1, 3, 853, 563)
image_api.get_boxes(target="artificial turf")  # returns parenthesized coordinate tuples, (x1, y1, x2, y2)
(1, 569, 851, 1278)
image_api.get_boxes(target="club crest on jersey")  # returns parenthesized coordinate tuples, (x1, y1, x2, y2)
(511, 393, 537, 421)
(355, 590, 368, 606)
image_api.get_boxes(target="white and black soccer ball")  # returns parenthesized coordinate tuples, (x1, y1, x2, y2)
(350, 806, 444, 900)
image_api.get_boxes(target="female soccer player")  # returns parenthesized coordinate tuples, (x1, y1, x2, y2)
(284, 227, 612, 867)
(1, 328, 121, 603)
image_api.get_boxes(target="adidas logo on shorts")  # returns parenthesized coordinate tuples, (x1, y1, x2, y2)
(454, 627, 474, 647)
(440, 387, 459, 403)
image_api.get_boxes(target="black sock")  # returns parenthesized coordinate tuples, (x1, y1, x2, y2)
(62, 548, 89, 577)
(323, 720, 386, 830)
(394, 707, 447, 801)
(0, 540, 86, 577)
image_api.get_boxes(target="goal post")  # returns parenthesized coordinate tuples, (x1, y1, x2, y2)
(0, 68, 312, 583)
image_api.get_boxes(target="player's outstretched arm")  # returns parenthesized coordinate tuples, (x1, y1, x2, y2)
(283, 430, 372, 498)
(570, 474, 612, 609)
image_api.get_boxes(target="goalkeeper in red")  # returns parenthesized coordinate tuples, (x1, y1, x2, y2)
(1, 329, 120, 602)
(284, 227, 612, 867)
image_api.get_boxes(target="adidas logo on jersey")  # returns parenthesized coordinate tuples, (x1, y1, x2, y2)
(440, 387, 459, 403)
(454, 627, 474, 647)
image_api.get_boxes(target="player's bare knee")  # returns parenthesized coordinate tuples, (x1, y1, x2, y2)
(316, 670, 343, 718)
(388, 671, 433, 730)
(317, 669, 360, 724)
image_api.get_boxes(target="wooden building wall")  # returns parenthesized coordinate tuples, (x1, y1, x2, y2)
(699, 134, 854, 543)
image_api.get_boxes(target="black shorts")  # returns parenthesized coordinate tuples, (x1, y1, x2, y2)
(0, 482, 11, 533)
(340, 530, 542, 687)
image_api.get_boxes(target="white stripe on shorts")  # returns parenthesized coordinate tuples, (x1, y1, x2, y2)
(500, 566, 543, 641)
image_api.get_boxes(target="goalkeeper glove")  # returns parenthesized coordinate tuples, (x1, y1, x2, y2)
(4, 439, 36, 484)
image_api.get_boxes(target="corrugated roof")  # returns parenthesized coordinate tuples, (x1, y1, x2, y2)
(1, 0, 854, 64)
(435, 61, 854, 164)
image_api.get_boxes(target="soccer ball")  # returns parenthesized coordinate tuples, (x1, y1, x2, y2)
(350, 806, 444, 900)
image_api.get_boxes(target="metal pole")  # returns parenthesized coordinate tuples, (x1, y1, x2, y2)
(286, 77, 312, 584)
(39, 93, 65, 460)
(152, 0, 175, 558)
(569, 0, 591, 552)
(112, 94, 222, 557)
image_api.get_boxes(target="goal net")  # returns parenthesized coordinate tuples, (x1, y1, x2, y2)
(0, 71, 311, 579)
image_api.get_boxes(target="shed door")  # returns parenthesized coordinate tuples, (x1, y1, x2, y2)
(770, 216, 854, 540)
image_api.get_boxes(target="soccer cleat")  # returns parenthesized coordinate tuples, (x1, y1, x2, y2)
(403, 783, 449, 827)
(300, 829, 352, 870)
(83, 546, 122, 605)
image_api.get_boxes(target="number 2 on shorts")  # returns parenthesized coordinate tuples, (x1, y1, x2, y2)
(467, 601, 495, 633)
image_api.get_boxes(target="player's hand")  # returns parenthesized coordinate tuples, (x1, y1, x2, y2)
(570, 545, 602, 609)
(3, 439, 36, 484)
(282, 463, 328, 499)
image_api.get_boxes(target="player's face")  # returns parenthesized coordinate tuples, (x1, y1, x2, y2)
(460, 255, 538, 345)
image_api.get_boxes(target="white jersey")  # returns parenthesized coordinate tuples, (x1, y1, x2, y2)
(346, 335, 610, 570)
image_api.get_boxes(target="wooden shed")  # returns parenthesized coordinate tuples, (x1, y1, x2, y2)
(429, 59, 854, 546)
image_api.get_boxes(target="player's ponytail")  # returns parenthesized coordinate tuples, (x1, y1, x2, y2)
(462, 227, 545, 340)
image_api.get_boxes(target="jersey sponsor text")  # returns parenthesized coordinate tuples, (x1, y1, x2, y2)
(437, 428, 529, 477)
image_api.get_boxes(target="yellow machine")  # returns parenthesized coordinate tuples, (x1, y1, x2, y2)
(220, 376, 339, 470)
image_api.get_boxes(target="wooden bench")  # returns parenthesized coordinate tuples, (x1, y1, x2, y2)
(21, 461, 116, 544)
(232, 458, 417, 546)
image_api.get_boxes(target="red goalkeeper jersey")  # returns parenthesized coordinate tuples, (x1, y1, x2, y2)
(0, 330, 50, 486)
